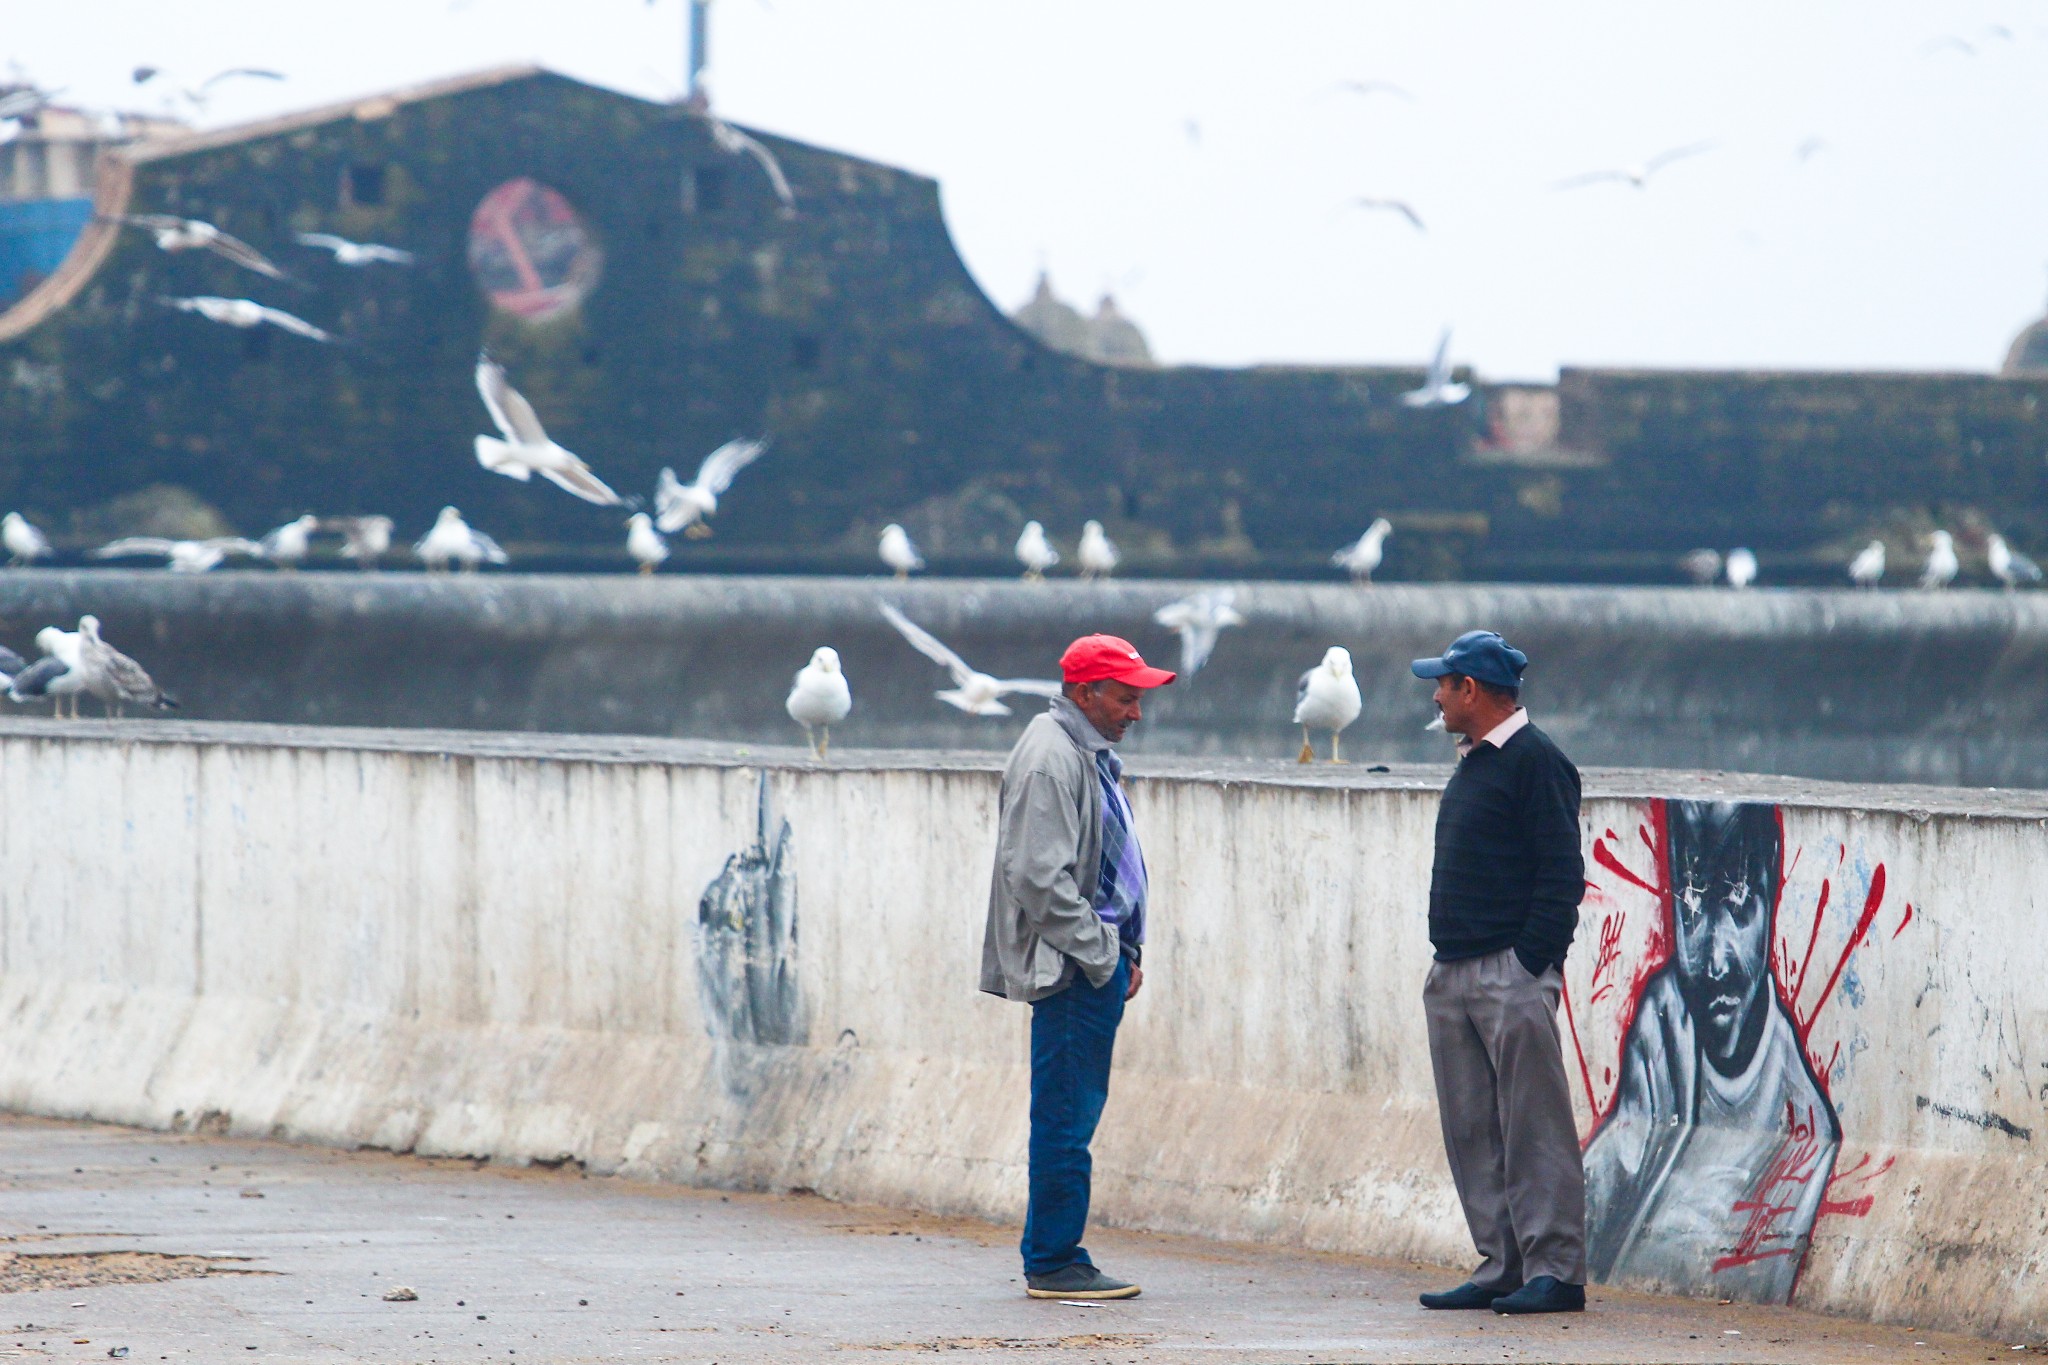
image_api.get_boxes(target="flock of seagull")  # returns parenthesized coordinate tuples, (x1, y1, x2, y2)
(1681, 529, 2042, 591)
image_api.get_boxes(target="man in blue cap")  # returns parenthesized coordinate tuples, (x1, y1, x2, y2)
(1409, 630, 1588, 1316)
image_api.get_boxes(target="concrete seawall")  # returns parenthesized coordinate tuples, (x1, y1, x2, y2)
(4, 571, 2048, 785)
(0, 718, 2041, 1336)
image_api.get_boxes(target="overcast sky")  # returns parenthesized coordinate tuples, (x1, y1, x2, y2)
(10, 1, 2046, 379)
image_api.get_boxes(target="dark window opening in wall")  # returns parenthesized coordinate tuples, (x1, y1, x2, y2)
(789, 334, 821, 371)
(342, 162, 387, 208)
(689, 166, 727, 213)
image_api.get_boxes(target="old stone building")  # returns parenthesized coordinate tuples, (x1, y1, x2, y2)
(0, 66, 2042, 581)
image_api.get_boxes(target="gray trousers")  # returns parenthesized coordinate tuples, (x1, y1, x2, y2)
(1423, 947, 1588, 1289)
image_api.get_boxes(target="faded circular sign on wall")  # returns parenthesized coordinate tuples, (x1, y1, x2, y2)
(466, 177, 602, 321)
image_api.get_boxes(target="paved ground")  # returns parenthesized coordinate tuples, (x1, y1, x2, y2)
(0, 1116, 2012, 1364)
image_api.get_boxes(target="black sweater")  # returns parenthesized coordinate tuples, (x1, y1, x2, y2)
(1428, 721, 1584, 973)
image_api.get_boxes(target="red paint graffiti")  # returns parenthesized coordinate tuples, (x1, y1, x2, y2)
(1589, 912, 1625, 1004)
(1712, 1100, 1830, 1272)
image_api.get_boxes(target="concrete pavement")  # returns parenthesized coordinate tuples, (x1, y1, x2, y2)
(0, 1116, 2011, 1364)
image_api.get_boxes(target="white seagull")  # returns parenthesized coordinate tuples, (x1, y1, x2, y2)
(77, 615, 176, 716)
(259, 514, 318, 569)
(414, 506, 507, 573)
(1334, 80, 1415, 102)
(9, 625, 85, 716)
(708, 116, 797, 217)
(1401, 329, 1470, 408)
(1333, 517, 1394, 583)
(654, 437, 768, 537)
(1920, 530, 1958, 590)
(786, 646, 853, 758)
(1679, 548, 1723, 585)
(1077, 520, 1120, 580)
(1725, 547, 1758, 589)
(93, 536, 265, 573)
(1015, 521, 1059, 581)
(474, 356, 622, 506)
(879, 524, 924, 579)
(132, 64, 283, 111)
(1552, 142, 1715, 191)
(294, 232, 414, 266)
(878, 603, 1062, 717)
(119, 215, 288, 278)
(325, 515, 393, 570)
(1294, 646, 1363, 764)
(626, 512, 669, 574)
(161, 295, 332, 342)
(1989, 534, 2043, 591)
(1153, 588, 1245, 678)
(1848, 539, 1886, 589)
(1351, 198, 1425, 232)
(3, 512, 51, 566)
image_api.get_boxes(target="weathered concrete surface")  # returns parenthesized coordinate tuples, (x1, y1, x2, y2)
(6, 570, 2048, 785)
(0, 1115, 2004, 1364)
(0, 720, 2040, 1340)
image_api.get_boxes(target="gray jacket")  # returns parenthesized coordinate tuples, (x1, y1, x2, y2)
(980, 697, 1120, 1002)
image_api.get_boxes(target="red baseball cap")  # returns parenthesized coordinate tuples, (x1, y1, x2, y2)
(1059, 634, 1177, 688)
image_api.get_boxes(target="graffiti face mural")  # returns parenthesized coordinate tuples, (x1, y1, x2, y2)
(1567, 798, 1912, 1304)
(695, 773, 808, 1047)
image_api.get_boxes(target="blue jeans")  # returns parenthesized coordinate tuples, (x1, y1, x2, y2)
(1022, 954, 1128, 1276)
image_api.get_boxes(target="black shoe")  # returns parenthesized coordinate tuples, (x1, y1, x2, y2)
(1025, 1264, 1141, 1300)
(1492, 1276, 1585, 1314)
(1420, 1280, 1519, 1310)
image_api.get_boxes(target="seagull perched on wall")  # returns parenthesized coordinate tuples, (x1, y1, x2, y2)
(1551, 141, 1715, 191)
(878, 523, 924, 579)
(625, 512, 669, 574)
(654, 438, 768, 537)
(118, 215, 288, 279)
(1989, 534, 2043, 591)
(1333, 517, 1394, 583)
(786, 646, 853, 758)
(325, 515, 393, 570)
(77, 615, 176, 716)
(1680, 548, 1723, 586)
(708, 115, 797, 217)
(1077, 520, 1120, 580)
(879, 603, 1062, 717)
(93, 535, 265, 573)
(414, 506, 507, 573)
(160, 295, 331, 342)
(1848, 539, 1886, 589)
(1153, 588, 1245, 678)
(294, 232, 414, 266)
(474, 355, 623, 506)
(3, 512, 50, 566)
(9, 625, 84, 716)
(1920, 530, 1958, 590)
(1294, 646, 1363, 764)
(1401, 330, 1470, 408)
(258, 514, 318, 570)
(1015, 521, 1059, 581)
(1725, 547, 1758, 589)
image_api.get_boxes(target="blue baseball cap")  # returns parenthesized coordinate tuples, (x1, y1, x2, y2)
(1410, 630, 1528, 690)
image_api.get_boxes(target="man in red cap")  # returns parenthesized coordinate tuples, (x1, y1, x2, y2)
(981, 633, 1174, 1300)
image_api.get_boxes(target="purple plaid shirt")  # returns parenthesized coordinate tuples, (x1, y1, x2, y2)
(1092, 747, 1147, 950)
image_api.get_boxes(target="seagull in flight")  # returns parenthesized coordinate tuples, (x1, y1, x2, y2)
(93, 535, 265, 573)
(1552, 142, 1715, 191)
(160, 295, 332, 342)
(1153, 589, 1245, 678)
(707, 115, 796, 217)
(0, 85, 59, 121)
(1351, 198, 1425, 232)
(878, 603, 1062, 717)
(655, 438, 768, 537)
(1401, 330, 1469, 408)
(1334, 80, 1415, 102)
(295, 232, 414, 266)
(118, 215, 289, 279)
(473, 355, 623, 506)
(132, 65, 284, 111)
